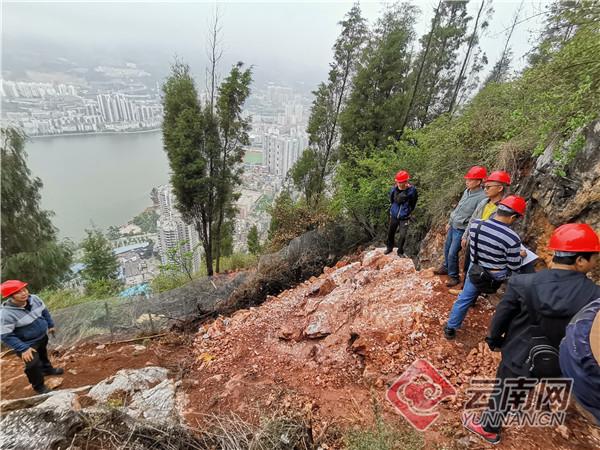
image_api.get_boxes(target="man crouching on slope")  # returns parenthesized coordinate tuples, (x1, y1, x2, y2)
(0, 280, 64, 394)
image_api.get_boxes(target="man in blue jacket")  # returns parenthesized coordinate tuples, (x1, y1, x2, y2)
(0, 279, 63, 394)
(385, 170, 418, 257)
(559, 298, 600, 426)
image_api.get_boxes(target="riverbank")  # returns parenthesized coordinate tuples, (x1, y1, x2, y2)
(29, 127, 162, 139)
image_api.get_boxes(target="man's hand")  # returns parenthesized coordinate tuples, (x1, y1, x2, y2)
(48, 328, 56, 337)
(445, 224, 450, 232)
(520, 249, 527, 257)
(461, 238, 467, 249)
(21, 348, 37, 363)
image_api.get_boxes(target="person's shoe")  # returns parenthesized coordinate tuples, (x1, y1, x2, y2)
(443, 325, 456, 340)
(397, 250, 407, 257)
(43, 367, 64, 376)
(445, 277, 460, 287)
(383, 248, 393, 255)
(34, 385, 52, 395)
(448, 288, 462, 296)
(433, 266, 448, 275)
(463, 414, 501, 444)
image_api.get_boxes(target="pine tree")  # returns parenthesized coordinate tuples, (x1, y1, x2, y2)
(405, 1, 471, 128)
(162, 61, 252, 276)
(1, 128, 72, 291)
(81, 229, 121, 296)
(340, 3, 419, 153)
(296, 3, 368, 205)
(213, 62, 252, 270)
(247, 224, 261, 255)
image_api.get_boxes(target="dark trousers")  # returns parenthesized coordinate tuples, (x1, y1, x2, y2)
(480, 362, 516, 433)
(17, 335, 53, 391)
(386, 217, 410, 254)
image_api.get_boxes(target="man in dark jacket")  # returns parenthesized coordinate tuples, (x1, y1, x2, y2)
(0, 280, 64, 394)
(385, 170, 418, 257)
(463, 223, 600, 444)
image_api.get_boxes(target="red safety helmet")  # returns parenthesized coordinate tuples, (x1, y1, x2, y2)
(395, 170, 410, 183)
(464, 166, 487, 180)
(485, 170, 511, 185)
(548, 224, 600, 252)
(498, 195, 527, 216)
(1, 280, 28, 299)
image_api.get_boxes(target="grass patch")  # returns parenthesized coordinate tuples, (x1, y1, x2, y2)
(344, 420, 423, 450)
(38, 287, 100, 310)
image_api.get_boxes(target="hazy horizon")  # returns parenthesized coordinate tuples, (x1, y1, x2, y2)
(3, 1, 550, 90)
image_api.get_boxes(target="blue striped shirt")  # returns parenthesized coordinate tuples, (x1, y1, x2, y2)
(469, 218, 522, 271)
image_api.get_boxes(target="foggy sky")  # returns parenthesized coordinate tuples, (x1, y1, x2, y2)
(3, 1, 550, 89)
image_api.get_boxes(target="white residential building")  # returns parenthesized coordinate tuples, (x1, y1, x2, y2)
(156, 185, 201, 273)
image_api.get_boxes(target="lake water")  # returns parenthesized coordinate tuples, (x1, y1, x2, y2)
(26, 131, 170, 242)
(26, 131, 264, 242)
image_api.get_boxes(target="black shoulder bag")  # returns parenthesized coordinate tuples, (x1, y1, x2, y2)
(523, 295, 561, 378)
(467, 221, 504, 294)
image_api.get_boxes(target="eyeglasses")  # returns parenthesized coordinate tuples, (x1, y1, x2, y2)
(483, 184, 502, 190)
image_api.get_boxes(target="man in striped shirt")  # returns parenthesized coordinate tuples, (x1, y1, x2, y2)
(444, 195, 527, 339)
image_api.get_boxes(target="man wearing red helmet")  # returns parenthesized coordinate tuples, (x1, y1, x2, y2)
(444, 195, 527, 340)
(461, 170, 512, 280)
(0, 280, 63, 395)
(464, 224, 600, 444)
(434, 166, 487, 287)
(384, 170, 418, 257)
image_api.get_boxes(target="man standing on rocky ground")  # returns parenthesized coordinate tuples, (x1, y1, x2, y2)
(444, 195, 527, 340)
(0, 280, 64, 395)
(434, 166, 487, 287)
(464, 223, 600, 444)
(384, 170, 418, 257)
(459, 170, 512, 285)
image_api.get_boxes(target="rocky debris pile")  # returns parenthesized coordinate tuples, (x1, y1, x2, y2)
(192, 249, 497, 415)
(188, 248, 600, 449)
(0, 367, 182, 450)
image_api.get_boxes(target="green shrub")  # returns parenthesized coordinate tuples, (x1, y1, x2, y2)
(37, 287, 95, 310)
(150, 272, 191, 293)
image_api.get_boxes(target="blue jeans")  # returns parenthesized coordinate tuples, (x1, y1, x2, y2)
(447, 275, 480, 330)
(447, 265, 506, 329)
(443, 226, 465, 278)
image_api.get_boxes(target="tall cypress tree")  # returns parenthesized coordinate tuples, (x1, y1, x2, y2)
(162, 61, 251, 276)
(1, 128, 72, 290)
(406, 1, 471, 128)
(295, 3, 368, 205)
(340, 3, 419, 153)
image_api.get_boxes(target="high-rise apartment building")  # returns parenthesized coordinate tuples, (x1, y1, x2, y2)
(156, 185, 201, 273)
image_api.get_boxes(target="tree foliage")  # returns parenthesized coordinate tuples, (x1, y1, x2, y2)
(247, 224, 261, 255)
(81, 229, 121, 296)
(340, 3, 419, 152)
(132, 209, 159, 233)
(162, 61, 251, 276)
(294, 3, 368, 205)
(334, 1, 600, 244)
(407, 1, 471, 128)
(1, 128, 72, 291)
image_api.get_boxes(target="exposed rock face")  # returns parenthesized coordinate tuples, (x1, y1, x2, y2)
(224, 223, 367, 311)
(0, 367, 180, 450)
(0, 392, 81, 450)
(419, 120, 600, 278)
(193, 249, 493, 398)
